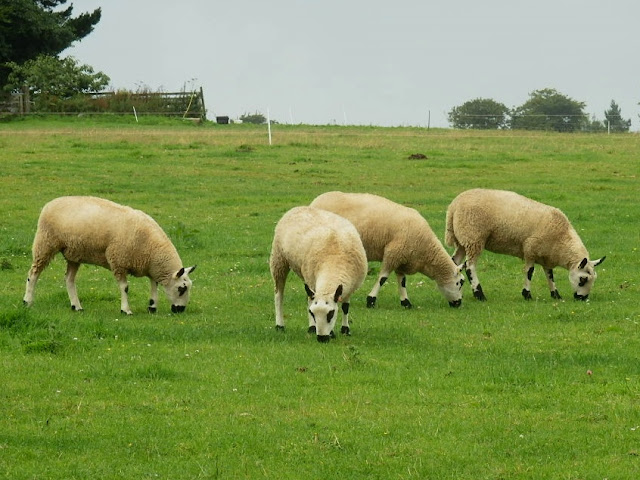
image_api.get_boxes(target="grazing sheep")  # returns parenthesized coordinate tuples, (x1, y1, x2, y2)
(23, 196, 196, 314)
(310, 191, 464, 309)
(269, 206, 367, 342)
(445, 188, 605, 301)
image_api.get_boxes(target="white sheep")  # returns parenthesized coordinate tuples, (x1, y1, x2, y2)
(445, 188, 605, 301)
(23, 196, 196, 314)
(269, 206, 368, 342)
(310, 191, 464, 309)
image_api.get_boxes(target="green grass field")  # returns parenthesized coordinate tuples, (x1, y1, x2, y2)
(1, 116, 639, 479)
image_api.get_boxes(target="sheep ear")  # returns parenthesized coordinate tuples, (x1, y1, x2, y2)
(185, 265, 197, 274)
(592, 256, 606, 267)
(334, 284, 343, 303)
(304, 284, 315, 299)
(176, 267, 185, 278)
(578, 258, 588, 269)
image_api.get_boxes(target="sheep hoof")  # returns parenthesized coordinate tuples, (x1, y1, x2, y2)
(276, 325, 286, 332)
(449, 299, 462, 308)
(473, 286, 487, 301)
(71, 305, 83, 312)
(147, 306, 157, 313)
(341, 326, 351, 336)
(400, 299, 412, 309)
(306, 326, 315, 334)
(366, 296, 377, 308)
(521, 289, 532, 300)
(550, 290, 562, 300)
(121, 309, 133, 315)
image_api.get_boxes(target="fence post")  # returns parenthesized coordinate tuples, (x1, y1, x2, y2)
(199, 87, 207, 120)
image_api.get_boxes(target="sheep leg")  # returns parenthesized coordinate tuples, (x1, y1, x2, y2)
(273, 276, 287, 332)
(367, 268, 391, 308)
(270, 254, 289, 331)
(465, 259, 487, 301)
(340, 299, 351, 335)
(65, 261, 83, 312)
(396, 273, 412, 308)
(306, 295, 316, 334)
(522, 264, 535, 300)
(148, 280, 158, 313)
(114, 272, 133, 315)
(273, 287, 286, 331)
(451, 246, 466, 266)
(545, 268, 562, 299)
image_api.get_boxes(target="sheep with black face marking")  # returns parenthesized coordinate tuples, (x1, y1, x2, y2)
(310, 191, 464, 309)
(269, 206, 367, 343)
(445, 188, 605, 301)
(23, 196, 196, 314)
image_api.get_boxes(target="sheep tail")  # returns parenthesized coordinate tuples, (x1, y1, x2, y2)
(444, 207, 456, 248)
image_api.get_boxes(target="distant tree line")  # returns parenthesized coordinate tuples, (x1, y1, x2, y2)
(449, 89, 632, 132)
(1, 3, 635, 129)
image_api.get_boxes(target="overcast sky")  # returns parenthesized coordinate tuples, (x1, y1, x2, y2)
(68, 0, 640, 129)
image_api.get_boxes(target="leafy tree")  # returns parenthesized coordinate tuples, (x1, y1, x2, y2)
(584, 115, 606, 133)
(448, 98, 510, 129)
(4, 55, 109, 111)
(0, 0, 101, 86)
(511, 88, 587, 132)
(240, 112, 267, 124)
(604, 100, 631, 132)
(5, 55, 109, 96)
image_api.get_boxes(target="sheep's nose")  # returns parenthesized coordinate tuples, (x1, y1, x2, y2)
(449, 299, 462, 308)
(171, 304, 186, 313)
(573, 293, 589, 301)
(316, 335, 331, 343)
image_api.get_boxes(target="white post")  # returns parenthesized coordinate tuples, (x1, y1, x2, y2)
(607, 120, 610, 135)
(133, 106, 139, 123)
(267, 108, 272, 146)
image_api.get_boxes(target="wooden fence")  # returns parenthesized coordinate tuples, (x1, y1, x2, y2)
(89, 88, 206, 119)
(0, 87, 207, 120)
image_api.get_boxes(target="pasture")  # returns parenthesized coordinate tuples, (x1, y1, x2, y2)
(0, 117, 638, 479)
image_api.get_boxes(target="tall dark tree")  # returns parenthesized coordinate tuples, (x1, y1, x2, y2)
(0, 0, 101, 86)
(448, 98, 510, 129)
(604, 100, 631, 132)
(511, 88, 587, 132)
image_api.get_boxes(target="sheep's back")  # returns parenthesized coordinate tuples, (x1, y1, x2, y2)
(37, 196, 167, 265)
(272, 206, 366, 282)
(310, 191, 429, 259)
(450, 189, 568, 254)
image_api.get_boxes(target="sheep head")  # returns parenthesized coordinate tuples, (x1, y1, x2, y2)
(306, 284, 342, 342)
(437, 263, 465, 307)
(570, 257, 605, 301)
(165, 265, 197, 312)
